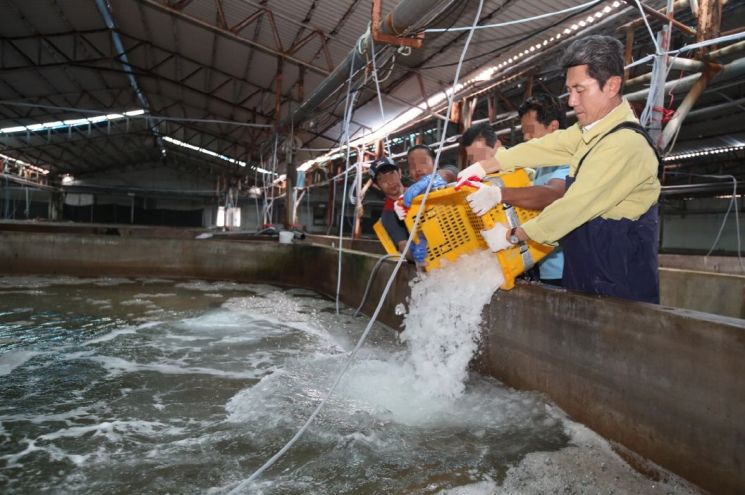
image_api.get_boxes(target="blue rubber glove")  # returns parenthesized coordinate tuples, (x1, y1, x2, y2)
(410, 238, 428, 264)
(403, 174, 447, 207)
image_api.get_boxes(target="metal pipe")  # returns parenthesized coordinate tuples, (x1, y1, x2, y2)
(659, 64, 720, 149)
(625, 55, 745, 102)
(284, 0, 457, 131)
(95, 0, 164, 153)
(710, 39, 745, 58)
(622, 0, 696, 37)
(626, 40, 745, 87)
(684, 94, 745, 120)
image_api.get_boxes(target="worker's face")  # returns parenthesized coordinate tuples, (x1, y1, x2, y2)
(464, 137, 501, 165)
(520, 110, 558, 142)
(407, 149, 433, 181)
(375, 170, 404, 199)
(565, 64, 622, 127)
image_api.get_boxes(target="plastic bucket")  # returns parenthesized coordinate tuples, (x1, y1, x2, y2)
(278, 231, 294, 244)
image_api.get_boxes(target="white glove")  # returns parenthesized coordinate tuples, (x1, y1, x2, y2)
(393, 196, 408, 221)
(481, 223, 512, 252)
(466, 185, 502, 216)
(456, 162, 487, 182)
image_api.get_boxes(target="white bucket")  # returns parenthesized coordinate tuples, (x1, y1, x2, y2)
(278, 231, 294, 244)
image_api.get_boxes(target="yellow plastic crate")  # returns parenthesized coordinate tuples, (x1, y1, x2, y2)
(405, 169, 554, 290)
(373, 218, 399, 255)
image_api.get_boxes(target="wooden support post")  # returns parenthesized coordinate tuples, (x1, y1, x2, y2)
(274, 58, 284, 126)
(451, 100, 462, 124)
(487, 94, 496, 122)
(696, 0, 722, 59)
(624, 28, 635, 81)
(375, 139, 384, 158)
(524, 74, 534, 99)
(495, 89, 516, 111)
(297, 66, 305, 103)
(353, 152, 366, 240)
(462, 97, 476, 131)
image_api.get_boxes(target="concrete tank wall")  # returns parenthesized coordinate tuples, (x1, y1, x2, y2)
(0, 231, 743, 494)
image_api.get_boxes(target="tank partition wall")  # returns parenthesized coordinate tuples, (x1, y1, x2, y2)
(0, 231, 743, 494)
(0, 231, 412, 330)
(660, 195, 745, 255)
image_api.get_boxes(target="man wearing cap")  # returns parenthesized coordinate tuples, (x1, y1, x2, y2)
(457, 35, 661, 303)
(369, 157, 427, 263)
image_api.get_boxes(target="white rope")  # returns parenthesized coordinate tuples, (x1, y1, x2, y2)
(633, 0, 662, 55)
(370, 37, 392, 156)
(228, 2, 485, 491)
(425, 0, 602, 33)
(335, 61, 360, 314)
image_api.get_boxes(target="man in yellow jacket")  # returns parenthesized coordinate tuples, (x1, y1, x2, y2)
(458, 35, 661, 303)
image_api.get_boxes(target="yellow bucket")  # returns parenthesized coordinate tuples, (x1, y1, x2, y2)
(403, 169, 554, 290)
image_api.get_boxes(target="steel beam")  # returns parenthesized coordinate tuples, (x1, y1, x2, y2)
(138, 0, 330, 76)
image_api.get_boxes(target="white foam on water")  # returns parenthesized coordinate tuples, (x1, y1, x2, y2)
(85, 321, 161, 345)
(132, 293, 176, 298)
(0, 290, 45, 295)
(85, 299, 112, 306)
(400, 250, 504, 399)
(221, 295, 346, 348)
(87, 355, 267, 380)
(119, 298, 157, 306)
(438, 478, 498, 495)
(0, 275, 130, 289)
(175, 281, 277, 294)
(0, 350, 42, 376)
(38, 420, 183, 443)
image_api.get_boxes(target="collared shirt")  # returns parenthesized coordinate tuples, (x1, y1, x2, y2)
(494, 99, 660, 244)
(532, 165, 570, 280)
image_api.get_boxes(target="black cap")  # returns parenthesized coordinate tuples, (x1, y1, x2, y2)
(369, 157, 399, 182)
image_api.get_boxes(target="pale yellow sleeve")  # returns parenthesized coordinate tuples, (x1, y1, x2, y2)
(495, 125, 582, 172)
(521, 136, 656, 244)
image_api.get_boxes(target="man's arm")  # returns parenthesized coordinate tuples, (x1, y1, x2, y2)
(501, 178, 566, 210)
(474, 126, 583, 174)
(380, 210, 415, 261)
(519, 136, 659, 244)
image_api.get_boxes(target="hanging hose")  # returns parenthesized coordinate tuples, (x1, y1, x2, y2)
(353, 254, 399, 317)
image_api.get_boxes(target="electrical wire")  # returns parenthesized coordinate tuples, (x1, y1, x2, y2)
(369, 35, 391, 156)
(335, 61, 360, 314)
(228, 2, 485, 491)
(665, 172, 743, 272)
(415, 1, 600, 70)
(633, 0, 662, 55)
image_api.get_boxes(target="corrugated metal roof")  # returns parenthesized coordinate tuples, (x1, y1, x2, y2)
(6, 0, 736, 177)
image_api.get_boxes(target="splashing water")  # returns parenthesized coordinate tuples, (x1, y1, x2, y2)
(400, 250, 504, 399)
(0, 276, 702, 494)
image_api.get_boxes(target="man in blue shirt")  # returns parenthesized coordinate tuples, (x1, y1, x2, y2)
(460, 94, 569, 286)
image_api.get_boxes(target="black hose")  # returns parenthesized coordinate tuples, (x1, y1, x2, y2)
(354, 254, 399, 317)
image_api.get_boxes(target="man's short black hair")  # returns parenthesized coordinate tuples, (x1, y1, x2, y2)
(561, 35, 625, 90)
(406, 144, 435, 160)
(460, 123, 498, 148)
(518, 94, 567, 129)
